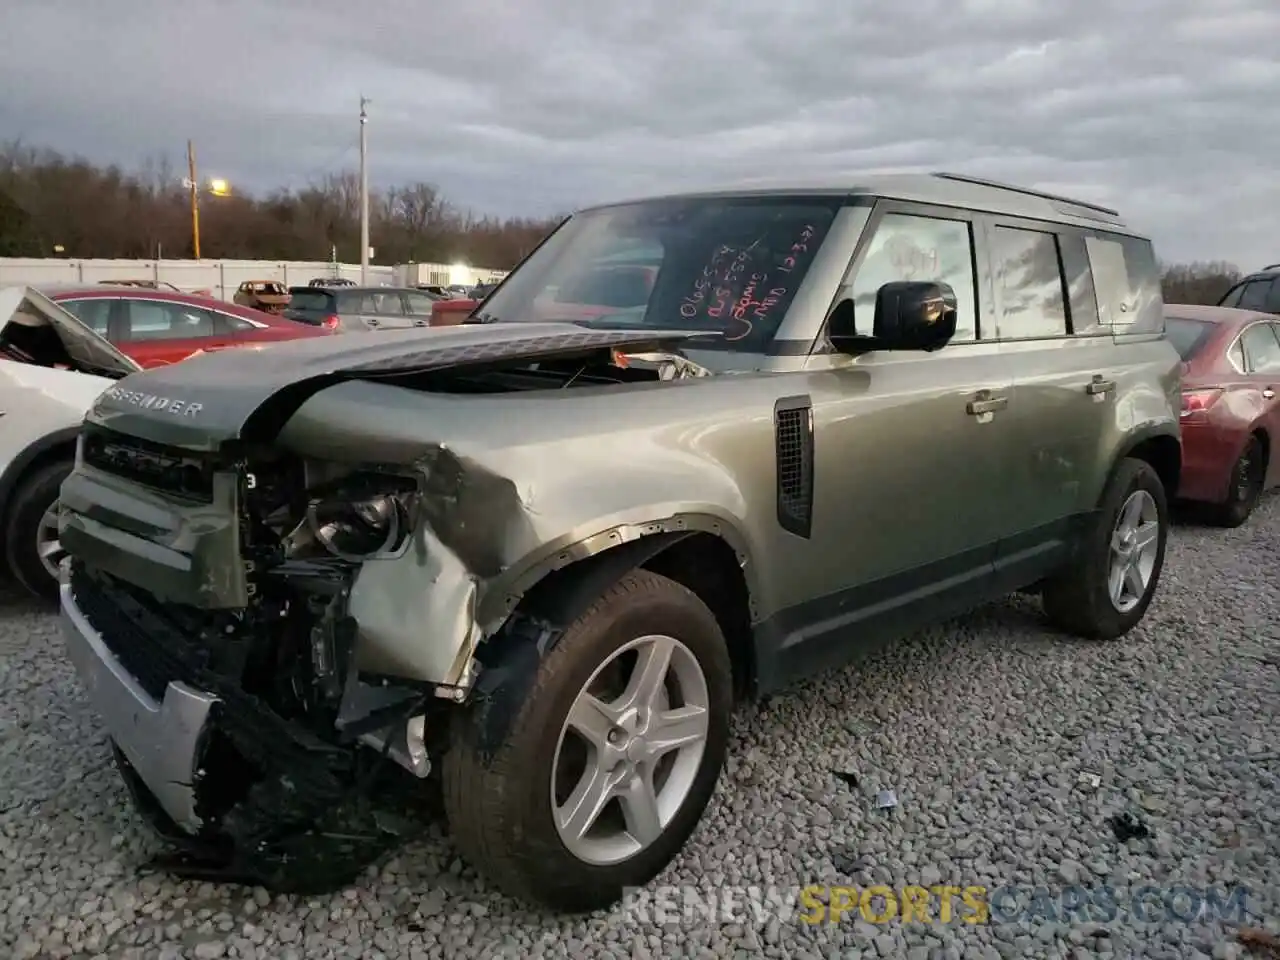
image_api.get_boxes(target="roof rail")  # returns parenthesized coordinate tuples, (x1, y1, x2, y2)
(931, 172, 1120, 217)
(1260, 263, 1280, 272)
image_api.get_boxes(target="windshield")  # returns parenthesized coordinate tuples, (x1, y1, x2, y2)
(1164, 316, 1214, 361)
(474, 196, 841, 352)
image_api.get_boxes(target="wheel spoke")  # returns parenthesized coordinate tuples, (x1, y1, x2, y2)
(557, 758, 617, 841)
(619, 636, 675, 713)
(646, 705, 708, 756)
(1120, 492, 1144, 531)
(1123, 563, 1145, 600)
(565, 693, 617, 748)
(1131, 520, 1159, 553)
(1108, 561, 1126, 605)
(38, 538, 64, 560)
(619, 766, 664, 846)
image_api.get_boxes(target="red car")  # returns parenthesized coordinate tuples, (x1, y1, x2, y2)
(44, 285, 330, 368)
(1166, 303, 1280, 526)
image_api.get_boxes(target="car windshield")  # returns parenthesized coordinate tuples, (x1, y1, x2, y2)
(1164, 316, 1215, 361)
(472, 196, 841, 352)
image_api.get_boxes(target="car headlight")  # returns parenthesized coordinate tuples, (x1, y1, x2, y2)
(306, 493, 412, 561)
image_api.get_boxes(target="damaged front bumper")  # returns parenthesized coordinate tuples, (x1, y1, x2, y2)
(60, 563, 433, 891)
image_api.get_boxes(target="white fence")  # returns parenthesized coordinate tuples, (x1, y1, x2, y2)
(0, 258, 508, 303)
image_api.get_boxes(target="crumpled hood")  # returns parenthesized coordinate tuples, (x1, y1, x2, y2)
(85, 320, 718, 450)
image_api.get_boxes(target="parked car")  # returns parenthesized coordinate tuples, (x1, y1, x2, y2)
(1165, 303, 1280, 525)
(57, 173, 1180, 913)
(45, 286, 331, 368)
(99, 279, 183, 293)
(415, 284, 457, 299)
(233, 280, 292, 314)
(308, 277, 356, 288)
(1216, 265, 1280, 315)
(0, 286, 141, 601)
(283, 285, 444, 332)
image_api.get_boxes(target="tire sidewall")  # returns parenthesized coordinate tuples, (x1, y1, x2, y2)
(1089, 458, 1169, 635)
(465, 575, 732, 900)
(3, 461, 71, 603)
(1224, 438, 1264, 523)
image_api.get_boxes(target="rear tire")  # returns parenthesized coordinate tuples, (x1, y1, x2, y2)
(1208, 436, 1265, 528)
(1042, 457, 1169, 640)
(442, 569, 732, 913)
(3, 459, 73, 604)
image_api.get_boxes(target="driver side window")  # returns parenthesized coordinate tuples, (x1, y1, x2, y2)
(846, 213, 978, 342)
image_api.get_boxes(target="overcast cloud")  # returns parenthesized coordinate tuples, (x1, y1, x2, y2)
(2, 0, 1276, 268)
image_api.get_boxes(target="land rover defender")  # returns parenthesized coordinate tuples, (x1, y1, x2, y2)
(58, 173, 1181, 912)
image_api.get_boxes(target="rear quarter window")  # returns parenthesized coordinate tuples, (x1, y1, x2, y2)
(1084, 233, 1163, 335)
(287, 291, 335, 311)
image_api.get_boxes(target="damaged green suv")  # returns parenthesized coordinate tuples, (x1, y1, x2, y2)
(59, 173, 1181, 912)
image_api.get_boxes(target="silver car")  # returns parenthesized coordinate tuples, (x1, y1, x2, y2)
(284, 286, 442, 332)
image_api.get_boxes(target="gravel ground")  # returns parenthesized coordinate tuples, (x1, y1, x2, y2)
(2, 497, 1278, 960)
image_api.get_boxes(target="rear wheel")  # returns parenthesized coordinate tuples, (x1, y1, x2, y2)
(3, 460, 73, 603)
(1208, 436, 1265, 528)
(1042, 457, 1169, 640)
(443, 570, 732, 912)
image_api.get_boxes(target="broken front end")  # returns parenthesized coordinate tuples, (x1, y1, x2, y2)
(58, 426, 464, 891)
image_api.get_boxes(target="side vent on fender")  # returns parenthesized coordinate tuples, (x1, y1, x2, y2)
(774, 395, 814, 538)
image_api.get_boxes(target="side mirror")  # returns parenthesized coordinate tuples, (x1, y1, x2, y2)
(872, 280, 958, 351)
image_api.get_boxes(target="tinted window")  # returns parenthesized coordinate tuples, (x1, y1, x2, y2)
(1162, 317, 1214, 361)
(1057, 234, 1101, 334)
(1218, 283, 1245, 308)
(474, 197, 842, 352)
(287, 290, 336, 311)
(991, 227, 1068, 338)
(122, 301, 215, 341)
(848, 213, 977, 341)
(216, 311, 257, 333)
(404, 293, 438, 315)
(1238, 279, 1275, 312)
(1085, 234, 1163, 334)
(1241, 322, 1280, 373)
(58, 298, 112, 335)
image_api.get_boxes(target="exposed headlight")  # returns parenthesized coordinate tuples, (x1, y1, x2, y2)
(306, 493, 412, 561)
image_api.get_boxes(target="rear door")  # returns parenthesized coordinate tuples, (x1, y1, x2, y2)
(979, 218, 1123, 587)
(1240, 320, 1280, 486)
(402, 291, 438, 326)
(117, 298, 221, 366)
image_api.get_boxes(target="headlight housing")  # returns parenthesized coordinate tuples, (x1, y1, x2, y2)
(287, 472, 420, 562)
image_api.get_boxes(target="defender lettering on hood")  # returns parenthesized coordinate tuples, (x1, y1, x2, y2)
(100, 387, 204, 417)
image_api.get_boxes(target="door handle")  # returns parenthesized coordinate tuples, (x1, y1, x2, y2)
(966, 394, 1009, 416)
(1086, 376, 1116, 396)
(1264, 387, 1276, 400)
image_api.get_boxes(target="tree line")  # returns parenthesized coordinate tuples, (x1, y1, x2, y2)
(0, 142, 1250, 300)
(0, 142, 563, 269)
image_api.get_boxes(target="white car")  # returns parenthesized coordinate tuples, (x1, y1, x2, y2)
(0, 286, 140, 601)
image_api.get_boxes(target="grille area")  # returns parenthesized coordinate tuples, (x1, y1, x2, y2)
(774, 396, 814, 538)
(81, 426, 221, 503)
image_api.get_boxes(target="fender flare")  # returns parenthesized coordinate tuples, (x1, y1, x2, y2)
(479, 511, 759, 635)
(0, 426, 80, 522)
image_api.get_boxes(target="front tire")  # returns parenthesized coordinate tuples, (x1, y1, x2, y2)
(1208, 436, 1265, 528)
(443, 569, 732, 913)
(1042, 457, 1169, 640)
(3, 459, 73, 604)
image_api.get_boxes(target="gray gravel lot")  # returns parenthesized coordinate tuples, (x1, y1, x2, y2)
(2, 497, 1278, 960)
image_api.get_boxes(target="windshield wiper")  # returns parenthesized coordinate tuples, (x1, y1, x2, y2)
(461, 312, 503, 325)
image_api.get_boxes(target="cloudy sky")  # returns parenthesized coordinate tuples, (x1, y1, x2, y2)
(2, 0, 1276, 268)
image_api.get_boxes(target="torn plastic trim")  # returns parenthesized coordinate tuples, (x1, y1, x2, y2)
(345, 505, 757, 700)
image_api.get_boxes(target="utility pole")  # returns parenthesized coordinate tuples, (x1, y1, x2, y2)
(359, 97, 370, 284)
(187, 139, 201, 259)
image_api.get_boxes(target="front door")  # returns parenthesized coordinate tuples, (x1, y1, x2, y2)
(766, 202, 1017, 684)
(117, 299, 221, 367)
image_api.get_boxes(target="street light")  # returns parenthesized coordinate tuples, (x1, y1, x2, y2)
(185, 140, 232, 259)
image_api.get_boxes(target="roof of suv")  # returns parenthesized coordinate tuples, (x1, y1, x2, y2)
(585, 171, 1137, 234)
